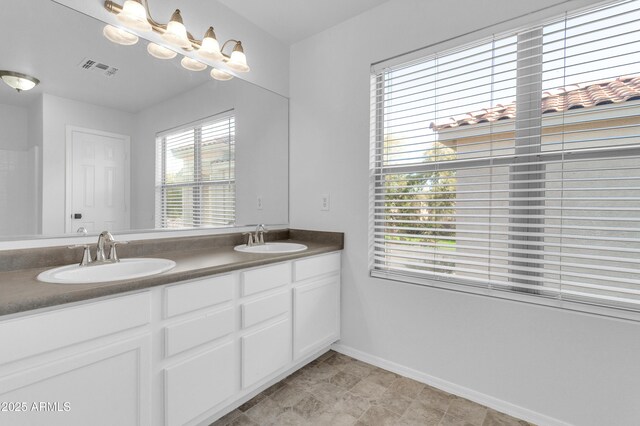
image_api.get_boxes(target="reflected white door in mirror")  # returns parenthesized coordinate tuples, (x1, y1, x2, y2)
(65, 127, 131, 234)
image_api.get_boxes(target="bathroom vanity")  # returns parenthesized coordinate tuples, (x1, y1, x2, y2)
(0, 230, 342, 426)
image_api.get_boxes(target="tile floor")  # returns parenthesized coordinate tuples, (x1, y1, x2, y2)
(211, 350, 534, 426)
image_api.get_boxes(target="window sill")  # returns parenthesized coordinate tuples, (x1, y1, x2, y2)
(370, 269, 640, 323)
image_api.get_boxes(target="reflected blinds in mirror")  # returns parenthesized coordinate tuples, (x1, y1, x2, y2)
(155, 113, 235, 229)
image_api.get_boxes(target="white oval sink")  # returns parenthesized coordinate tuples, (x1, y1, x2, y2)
(234, 242, 308, 254)
(37, 258, 176, 284)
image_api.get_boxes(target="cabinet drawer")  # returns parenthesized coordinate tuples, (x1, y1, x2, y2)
(241, 290, 290, 329)
(164, 274, 234, 318)
(164, 308, 234, 357)
(0, 292, 151, 366)
(241, 262, 291, 297)
(293, 252, 340, 282)
(165, 341, 235, 426)
(241, 318, 291, 389)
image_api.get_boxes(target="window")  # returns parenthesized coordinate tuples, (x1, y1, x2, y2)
(371, 0, 640, 315)
(156, 113, 235, 229)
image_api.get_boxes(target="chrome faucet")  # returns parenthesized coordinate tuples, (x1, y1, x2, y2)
(96, 231, 115, 262)
(243, 224, 268, 247)
(255, 224, 267, 245)
(68, 231, 128, 266)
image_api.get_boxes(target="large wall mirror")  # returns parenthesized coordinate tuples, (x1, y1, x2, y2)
(0, 0, 288, 241)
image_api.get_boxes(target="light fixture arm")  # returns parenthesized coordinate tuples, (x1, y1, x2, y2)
(103, 0, 241, 59)
(220, 39, 241, 53)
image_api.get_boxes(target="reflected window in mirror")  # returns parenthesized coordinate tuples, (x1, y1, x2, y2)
(155, 112, 235, 229)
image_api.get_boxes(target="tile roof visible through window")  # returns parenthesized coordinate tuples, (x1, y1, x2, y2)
(429, 75, 640, 131)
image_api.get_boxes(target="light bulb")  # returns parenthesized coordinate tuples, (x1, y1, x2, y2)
(147, 43, 177, 59)
(116, 0, 151, 32)
(197, 27, 223, 61)
(103, 24, 139, 46)
(226, 42, 250, 72)
(181, 56, 207, 71)
(210, 68, 233, 81)
(162, 10, 191, 49)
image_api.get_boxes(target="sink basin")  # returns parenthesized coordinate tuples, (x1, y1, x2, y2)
(234, 242, 308, 254)
(37, 258, 176, 284)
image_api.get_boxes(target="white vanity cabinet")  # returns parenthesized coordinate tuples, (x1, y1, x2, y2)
(162, 274, 237, 426)
(292, 253, 341, 360)
(239, 263, 293, 389)
(0, 292, 152, 426)
(0, 250, 341, 426)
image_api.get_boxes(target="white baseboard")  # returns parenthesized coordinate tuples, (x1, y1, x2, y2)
(331, 343, 571, 426)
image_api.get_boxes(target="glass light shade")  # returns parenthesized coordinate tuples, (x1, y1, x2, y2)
(181, 57, 207, 72)
(116, 0, 151, 32)
(162, 11, 191, 49)
(103, 24, 139, 46)
(147, 43, 177, 59)
(0, 72, 39, 92)
(210, 68, 233, 81)
(226, 49, 250, 72)
(197, 29, 223, 61)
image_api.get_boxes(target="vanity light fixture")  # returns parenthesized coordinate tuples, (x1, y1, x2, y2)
(147, 43, 176, 59)
(0, 71, 40, 92)
(225, 41, 250, 72)
(103, 24, 139, 45)
(116, 0, 151, 32)
(162, 9, 191, 49)
(103, 0, 250, 81)
(210, 68, 233, 81)
(197, 27, 223, 61)
(181, 56, 207, 72)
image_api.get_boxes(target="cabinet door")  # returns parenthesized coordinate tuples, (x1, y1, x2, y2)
(0, 336, 151, 426)
(293, 275, 340, 360)
(164, 341, 235, 426)
(241, 318, 291, 389)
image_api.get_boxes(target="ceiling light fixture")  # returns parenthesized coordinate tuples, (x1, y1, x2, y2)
(0, 71, 40, 92)
(103, 0, 250, 81)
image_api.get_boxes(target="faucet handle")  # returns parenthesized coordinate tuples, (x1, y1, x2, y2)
(108, 241, 129, 262)
(257, 228, 268, 245)
(242, 232, 255, 247)
(68, 244, 92, 266)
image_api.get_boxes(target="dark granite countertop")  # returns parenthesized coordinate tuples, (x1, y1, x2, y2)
(0, 229, 343, 317)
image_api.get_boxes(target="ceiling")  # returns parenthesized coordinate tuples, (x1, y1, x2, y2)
(0, 0, 229, 112)
(217, 0, 390, 44)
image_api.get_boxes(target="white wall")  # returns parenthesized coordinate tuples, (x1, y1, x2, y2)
(54, 0, 290, 97)
(0, 102, 37, 236)
(41, 94, 135, 235)
(28, 97, 43, 234)
(132, 78, 288, 230)
(0, 103, 28, 151)
(289, 0, 640, 425)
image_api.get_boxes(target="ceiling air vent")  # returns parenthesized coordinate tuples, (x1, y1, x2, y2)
(77, 58, 119, 78)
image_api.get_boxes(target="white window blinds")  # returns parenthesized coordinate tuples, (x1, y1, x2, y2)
(156, 113, 235, 229)
(370, 0, 640, 313)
